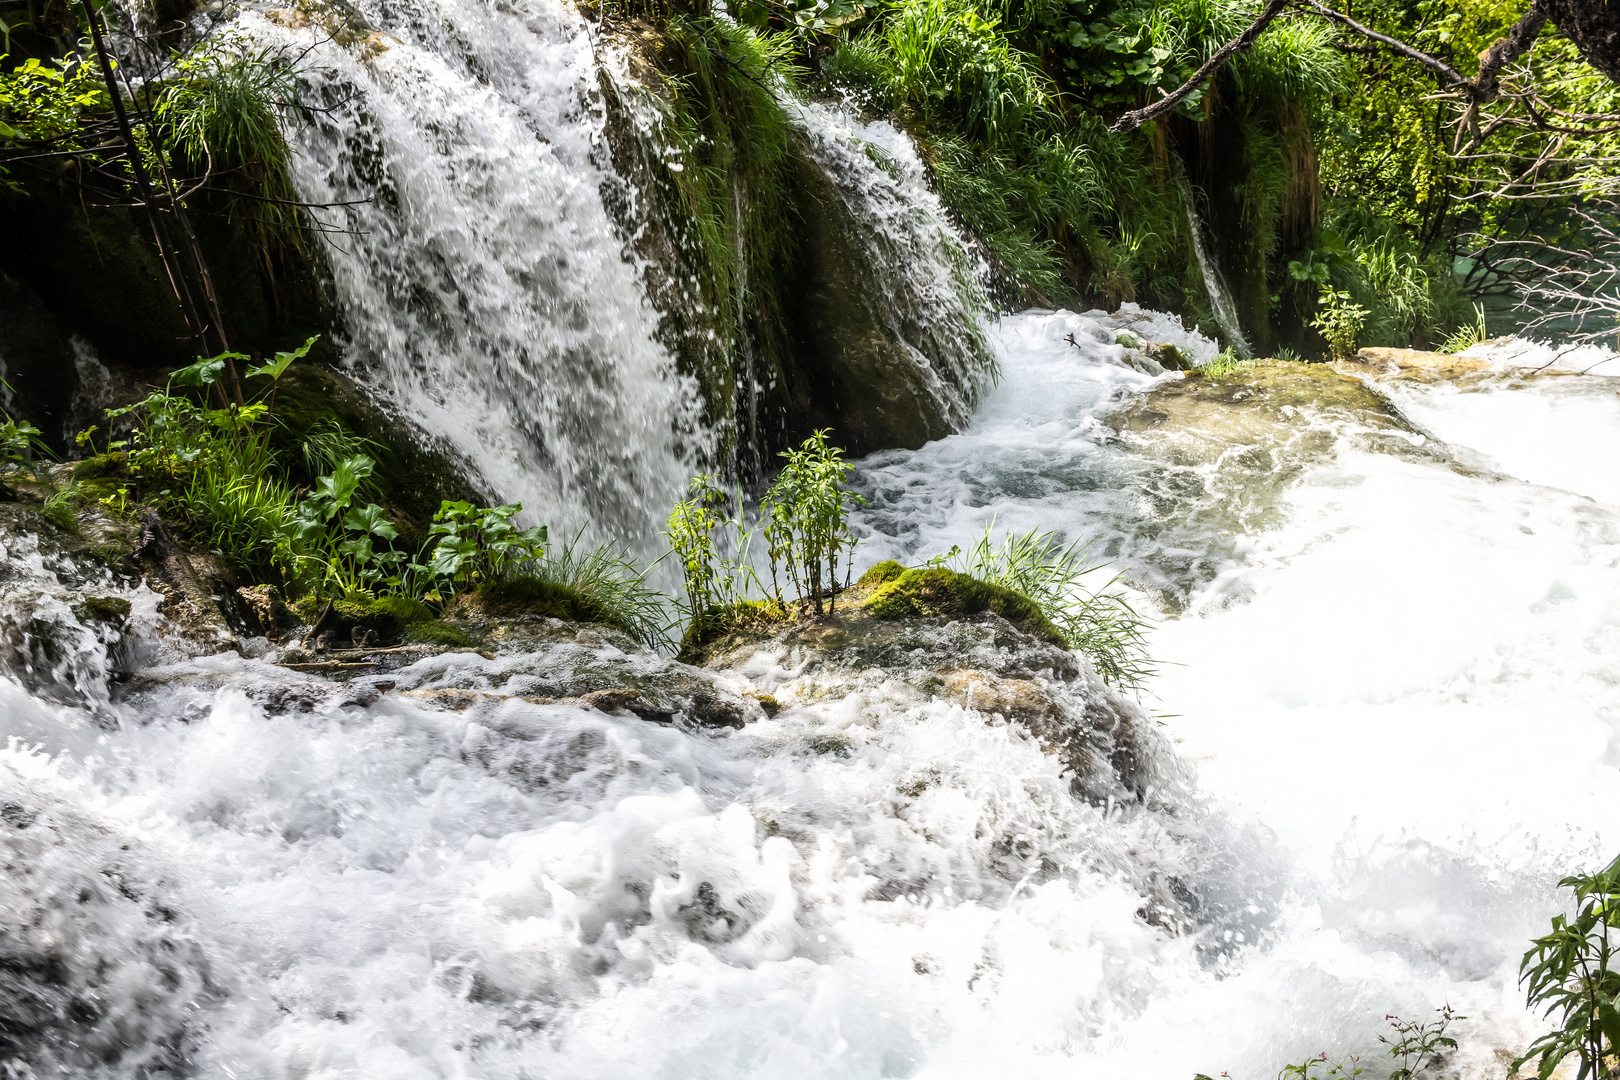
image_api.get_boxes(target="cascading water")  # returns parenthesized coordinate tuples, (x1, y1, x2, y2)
(7, 303, 1618, 1076)
(246, 0, 706, 548)
(1176, 169, 1253, 360)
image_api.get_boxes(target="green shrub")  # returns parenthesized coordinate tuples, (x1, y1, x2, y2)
(1309, 287, 1369, 363)
(1514, 854, 1620, 1080)
(761, 430, 865, 616)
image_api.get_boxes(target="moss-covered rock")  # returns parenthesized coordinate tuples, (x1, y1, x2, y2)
(862, 567, 1065, 645)
(472, 578, 600, 621)
(299, 595, 439, 648)
(856, 560, 906, 586)
(676, 598, 793, 664)
(72, 596, 132, 626)
(404, 620, 476, 648)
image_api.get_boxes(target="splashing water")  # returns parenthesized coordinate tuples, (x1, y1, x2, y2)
(245, 0, 705, 547)
(1176, 169, 1253, 360)
(7, 304, 1618, 1076)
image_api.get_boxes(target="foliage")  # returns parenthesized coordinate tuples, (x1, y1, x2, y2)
(1382, 1005, 1462, 1080)
(668, 473, 726, 620)
(1514, 853, 1620, 1080)
(0, 404, 47, 473)
(0, 53, 105, 190)
(421, 501, 548, 593)
(761, 429, 865, 616)
(1196, 1002, 1461, 1080)
(1308, 287, 1367, 363)
(1439, 303, 1488, 354)
(520, 534, 673, 650)
(1201, 349, 1253, 378)
(947, 525, 1153, 692)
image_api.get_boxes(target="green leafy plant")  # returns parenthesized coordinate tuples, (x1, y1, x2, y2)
(1382, 1005, 1462, 1080)
(762, 430, 865, 616)
(1309, 287, 1369, 363)
(1201, 349, 1254, 379)
(0, 412, 47, 475)
(1514, 854, 1620, 1080)
(667, 473, 729, 621)
(422, 501, 548, 593)
(949, 524, 1153, 693)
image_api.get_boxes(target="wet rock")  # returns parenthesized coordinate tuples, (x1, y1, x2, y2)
(237, 584, 297, 638)
(692, 573, 1152, 801)
(1343, 346, 1491, 382)
(132, 512, 237, 652)
(1104, 357, 1429, 470)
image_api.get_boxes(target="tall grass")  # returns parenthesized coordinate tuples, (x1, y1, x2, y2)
(950, 525, 1153, 693)
(530, 533, 675, 650)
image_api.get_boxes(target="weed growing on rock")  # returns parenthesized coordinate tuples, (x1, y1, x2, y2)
(762, 429, 865, 616)
(948, 525, 1153, 693)
(1201, 349, 1255, 378)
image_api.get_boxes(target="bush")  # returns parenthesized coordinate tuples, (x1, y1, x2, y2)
(1515, 854, 1620, 1080)
(761, 430, 865, 616)
(1309, 287, 1368, 363)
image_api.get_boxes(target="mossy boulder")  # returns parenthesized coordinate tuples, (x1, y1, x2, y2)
(404, 620, 476, 648)
(676, 599, 793, 664)
(300, 595, 439, 648)
(861, 567, 1065, 645)
(72, 596, 132, 626)
(454, 576, 647, 644)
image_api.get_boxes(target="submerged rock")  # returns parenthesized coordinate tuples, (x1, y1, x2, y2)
(1105, 357, 1430, 470)
(687, 570, 1158, 803)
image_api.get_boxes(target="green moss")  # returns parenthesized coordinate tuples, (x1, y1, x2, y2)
(72, 454, 127, 481)
(856, 560, 906, 586)
(73, 595, 132, 624)
(677, 598, 792, 664)
(477, 577, 601, 621)
(324, 595, 437, 646)
(405, 620, 476, 648)
(861, 567, 1063, 644)
(39, 500, 79, 534)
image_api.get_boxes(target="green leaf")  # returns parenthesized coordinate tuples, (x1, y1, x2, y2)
(170, 356, 231, 387)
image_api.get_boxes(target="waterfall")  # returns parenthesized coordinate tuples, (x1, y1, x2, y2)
(246, 1, 706, 551)
(1176, 168, 1253, 360)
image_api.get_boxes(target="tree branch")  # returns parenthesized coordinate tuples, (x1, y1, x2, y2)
(1108, 0, 1292, 133)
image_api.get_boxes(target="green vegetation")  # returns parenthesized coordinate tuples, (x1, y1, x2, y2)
(1308, 287, 1369, 364)
(863, 565, 1065, 643)
(1514, 854, 1620, 1080)
(761, 430, 865, 615)
(946, 525, 1153, 691)
(667, 442, 1154, 688)
(1200, 349, 1254, 379)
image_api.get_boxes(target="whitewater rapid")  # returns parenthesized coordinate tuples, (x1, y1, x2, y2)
(4, 309, 1619, 1078)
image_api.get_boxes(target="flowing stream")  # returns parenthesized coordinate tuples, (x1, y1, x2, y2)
(8, 1, 1620, 1071)
(5, 302, 1619, 1076)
